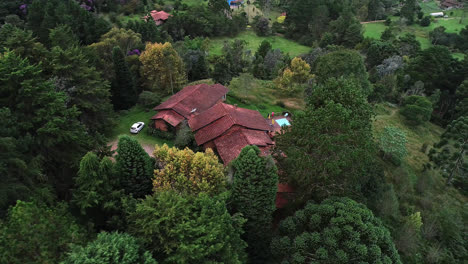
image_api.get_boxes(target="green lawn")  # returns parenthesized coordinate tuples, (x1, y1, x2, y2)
(209, 30, 312, 57)
(111, 106, 173, 147)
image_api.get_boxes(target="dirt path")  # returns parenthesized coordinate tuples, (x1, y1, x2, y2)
(108, 140, 155, 158)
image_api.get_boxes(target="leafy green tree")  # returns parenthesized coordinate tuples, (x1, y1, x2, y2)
(429, 116, 467, 188)
(314, 49, 372, 96)
(112, 46, 137, 110)
(0, 24, 48, 65)
(253, 16, 271, 36)
(115, 135, 153, 198)
(256, 40, 272, 60)
(230, 146, 278, 263)
(420, 16, 431, 27)
(400, 95, 433, 126)
(0, 201, 86, 264)
(276, 77, 376, 200)
(379, 126, 408, 163)
(48, 45, 114, 136)
(63, 232, 157, 264)
(275, 57, 312, 94)
(140, 42, 187, 95)
(49, 24, 79, 49)
(271, 197, 402, 264)
(128, 191, 247, 264)
(396, 33, 421, 57)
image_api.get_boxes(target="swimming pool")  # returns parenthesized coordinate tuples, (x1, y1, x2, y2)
(276, 118, 291, 127)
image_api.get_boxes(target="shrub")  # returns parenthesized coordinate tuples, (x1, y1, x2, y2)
(138, 91, 161, 111)
(400, 95, 433, 126)
(420, 16, 431, 27)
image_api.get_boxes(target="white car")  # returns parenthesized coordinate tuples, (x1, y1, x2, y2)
(130, 122, 145, 134)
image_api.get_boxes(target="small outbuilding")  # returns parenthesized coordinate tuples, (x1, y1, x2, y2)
(430, 12, 445, 17)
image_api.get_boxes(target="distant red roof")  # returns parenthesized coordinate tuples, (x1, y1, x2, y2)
(151, 110, 184, 127)
(189, 103, 271, 145)
(276, 183, 294, 208)
(214, 126, 273, 164)
(150, 10, 171, 21)
(154, 84, 229, 119)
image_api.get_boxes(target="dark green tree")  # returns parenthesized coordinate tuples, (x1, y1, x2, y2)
(115, 135, 153, 198)
(420, 15, 431, 27)
(72, 152, 124, 229)
(63, 232, 157, 264)
(454, 80, 468, 118)
(328, 11, 363, 48)
(255, 40, 272, 60)
(366, 40, 398, 68)
(401, 0, 417, 24)
(0, 24, 48, 65)
(112, 46, 137, 110)
(276, 77, 376, 200)
(212, 56, 232, 85)
(270, 197, 402, 264)
(49, 24, 80, 49)
(0, 201, 86, 264)
(429, 116, 467, 188)
(314, 49, 372, 96)
(0, 51, 91, 193)
(400, 96, 433, 126)
(230, 146, 278, 263)
(128, 191, 247, 264)
(396, 33, 421, 57)
(48, 46, 114, 135)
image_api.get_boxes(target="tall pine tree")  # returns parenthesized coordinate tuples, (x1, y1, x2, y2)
(230, 146, 278, 263)
(112, 46, 137, 110)
(115, 135, 153, 198)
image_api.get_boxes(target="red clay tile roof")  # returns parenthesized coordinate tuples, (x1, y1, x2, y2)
(150, 10, 171, 21)
(154, 84, 228, 118)
(189, 103, 271, 132)
(213, 126, 273, 164)
(151, 110, 184, 127)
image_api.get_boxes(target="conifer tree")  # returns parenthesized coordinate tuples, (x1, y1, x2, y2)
(112, 46, 137, 110)
(230, 146, 278, 263)
(115, 135, 153, 198)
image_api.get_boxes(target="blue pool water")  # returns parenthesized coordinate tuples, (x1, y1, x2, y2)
(276, 118, 291, 127)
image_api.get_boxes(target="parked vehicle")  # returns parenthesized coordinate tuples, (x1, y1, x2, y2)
(130, 122, 145, 134)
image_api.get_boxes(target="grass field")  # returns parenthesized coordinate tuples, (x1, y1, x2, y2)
(209, 30, 312, 57)
(111, 106, 173, 147)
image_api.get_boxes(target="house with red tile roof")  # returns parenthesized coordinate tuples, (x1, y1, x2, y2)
(188, 103, 273, 164)
(151, 84, 228, 132)
(143, 10, 171, 25)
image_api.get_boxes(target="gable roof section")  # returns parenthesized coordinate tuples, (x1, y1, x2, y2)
(214, 127, 273, 164)
(150, 110, 184, 127)
(150, 10, 171, 21)
(154, 84, 228, 119)
(189, 103, 271, 132)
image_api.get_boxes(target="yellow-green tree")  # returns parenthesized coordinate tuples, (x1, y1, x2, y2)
(275, 57, 312, 94)
(140, 42, 186, 95)
(153, 144, 226, 195)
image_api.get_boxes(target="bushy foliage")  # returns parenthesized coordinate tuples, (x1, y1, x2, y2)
(153, 144, 226, 195)
(0, 201, 86, 264)
(128, 191, 247, 264)
(112, 45, 137, 110)
(253, 16, 271, 36)
(379, 126, 408, 164)
(115, 135, 153, 198)
(271, 197, 402, 264)
(275, 57, 311, 94)
(230, 146, 278, 263)
(63, 232, 157, 264)
(400, 95, 433, 126)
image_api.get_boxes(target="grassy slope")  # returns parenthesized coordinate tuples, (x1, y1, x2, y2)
(209, 30, 312, 57)
(111, 106, 173, 147)
(363, 1, 467, 58)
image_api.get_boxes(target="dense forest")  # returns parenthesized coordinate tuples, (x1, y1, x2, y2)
(0, 0, 467, 263)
